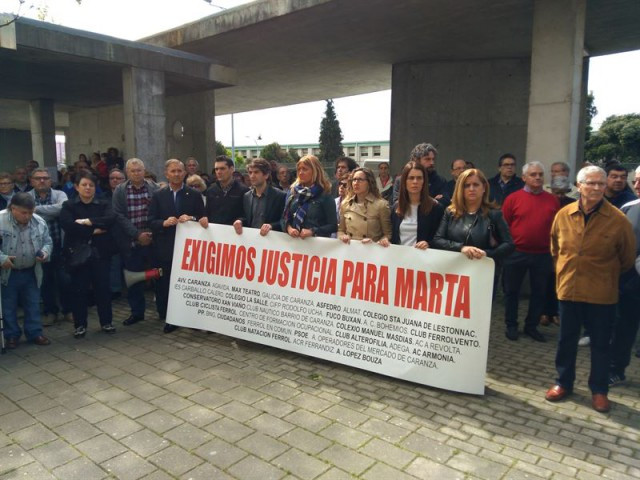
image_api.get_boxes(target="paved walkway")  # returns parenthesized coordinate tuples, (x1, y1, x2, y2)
(0, 293, 639, 479)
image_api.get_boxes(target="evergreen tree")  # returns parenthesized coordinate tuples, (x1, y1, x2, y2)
(319, 99, 344, 164)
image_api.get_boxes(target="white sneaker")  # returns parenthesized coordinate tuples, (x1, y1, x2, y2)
(578, 336, 590, 347)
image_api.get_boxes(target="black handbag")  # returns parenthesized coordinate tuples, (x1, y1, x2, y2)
(65, 243, 94, 268)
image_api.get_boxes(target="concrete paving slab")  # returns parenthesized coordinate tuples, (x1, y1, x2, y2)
(0, 293, 638, 479)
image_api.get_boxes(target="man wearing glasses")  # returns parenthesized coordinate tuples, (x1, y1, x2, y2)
(488, 153, 524, 206)
(28, 169, 70, 326)
(0, 172, 14, 210)
(545, 166, 635, 413)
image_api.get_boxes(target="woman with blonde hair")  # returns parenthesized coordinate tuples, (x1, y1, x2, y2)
(391, 161, 444, 248)
(433, 168, 513, 260)
(339, 167, 391, 246)
(283, 155, 337, 238)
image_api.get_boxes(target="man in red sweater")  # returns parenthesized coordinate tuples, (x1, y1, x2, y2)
(502, 161, 560, 342)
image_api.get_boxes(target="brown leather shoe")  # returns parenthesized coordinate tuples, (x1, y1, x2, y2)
(539, 315, 550, 326)
(32, 335, 51, 346)
(5, 338, 19, 349)
(592, 394, 611, 413)
(551, 315, 560, 326)
(545, 385, 570, 402)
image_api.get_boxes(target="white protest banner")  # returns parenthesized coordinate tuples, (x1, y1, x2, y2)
(168, 223, 494, 394)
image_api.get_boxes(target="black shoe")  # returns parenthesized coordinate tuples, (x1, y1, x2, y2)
(505, 326, 519, 341)
(163, 323, 178, 334)
(123, 315, 143, 326)
(524, 327, 546, 342)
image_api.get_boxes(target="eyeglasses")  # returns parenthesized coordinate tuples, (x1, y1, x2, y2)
(352, 178, 367, 183)
(338, 182, 348, 188)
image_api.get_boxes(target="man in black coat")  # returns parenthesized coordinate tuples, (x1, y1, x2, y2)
(204, 155, 249, 226)
(148, 159, 205, 333)
(488, 153, 524, 206)
(232, 158, 286, 236)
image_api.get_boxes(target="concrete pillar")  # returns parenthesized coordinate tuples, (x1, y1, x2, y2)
(390, 58, 530, 176)
(29, 99, 57, 168)
(122, 67, 166, 176)
(526, 0, 586, 176)
(190, 90, 216, 174)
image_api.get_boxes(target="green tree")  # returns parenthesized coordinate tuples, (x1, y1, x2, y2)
(318, 99, 344, 163)
(585, 92, 597, 142)
(288, 148, 300, 163)
(585, 113, 640, 165)
(260, 142, 287, 162)
(215, 140, 226, 156)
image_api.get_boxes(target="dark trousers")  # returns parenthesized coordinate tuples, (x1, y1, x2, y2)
(556, 301, 614, 394)
(503, 251, 552, 329)
(124, 245, 153, 318)
(610, 280, 640, 377)
(41, 251, 72, 315)
(155, 261, 172, 321)
(542, 270, 558, 316)
(71, 255, 112, 328)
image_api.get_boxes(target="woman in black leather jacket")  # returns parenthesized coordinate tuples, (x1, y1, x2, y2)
(433, 168, 514, 260)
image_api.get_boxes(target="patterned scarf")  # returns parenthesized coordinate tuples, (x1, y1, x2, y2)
(284, 183, 323, 230)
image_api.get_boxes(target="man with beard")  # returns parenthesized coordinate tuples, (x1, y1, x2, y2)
(392, 143, 447, 205)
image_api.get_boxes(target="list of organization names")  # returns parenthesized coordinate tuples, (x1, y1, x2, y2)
(174, 276, 480, 370)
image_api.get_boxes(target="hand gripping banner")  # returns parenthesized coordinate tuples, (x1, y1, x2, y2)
(168, 223, 494, 394)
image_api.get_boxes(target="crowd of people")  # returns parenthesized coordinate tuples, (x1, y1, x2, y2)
(1, 142, 639, 413)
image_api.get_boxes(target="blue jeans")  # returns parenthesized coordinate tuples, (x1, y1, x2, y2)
(1, 268, 43, 341)
(41, 251, 72, 315)
(556, 301, 614, 394)
(503, 251, 552, 329)
(124, 245, 153, 318)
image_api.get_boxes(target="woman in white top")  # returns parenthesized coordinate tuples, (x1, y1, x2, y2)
(390, 161, 444, 248)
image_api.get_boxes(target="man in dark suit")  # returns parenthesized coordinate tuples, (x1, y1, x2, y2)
(148, 159, 205, 333)
(204, 155, 248, 226)
(232, 158, 286, 236)
(488, 153, 524, 206)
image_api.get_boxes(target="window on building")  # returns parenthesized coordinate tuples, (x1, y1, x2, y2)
(313, 148, 321, 156)
(360, 146, 369, 158)
(373, 146, 381, 157)
(347, 147, 355, 156)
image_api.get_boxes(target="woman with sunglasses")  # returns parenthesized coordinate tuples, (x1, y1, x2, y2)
(338, 167, 391, 246)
